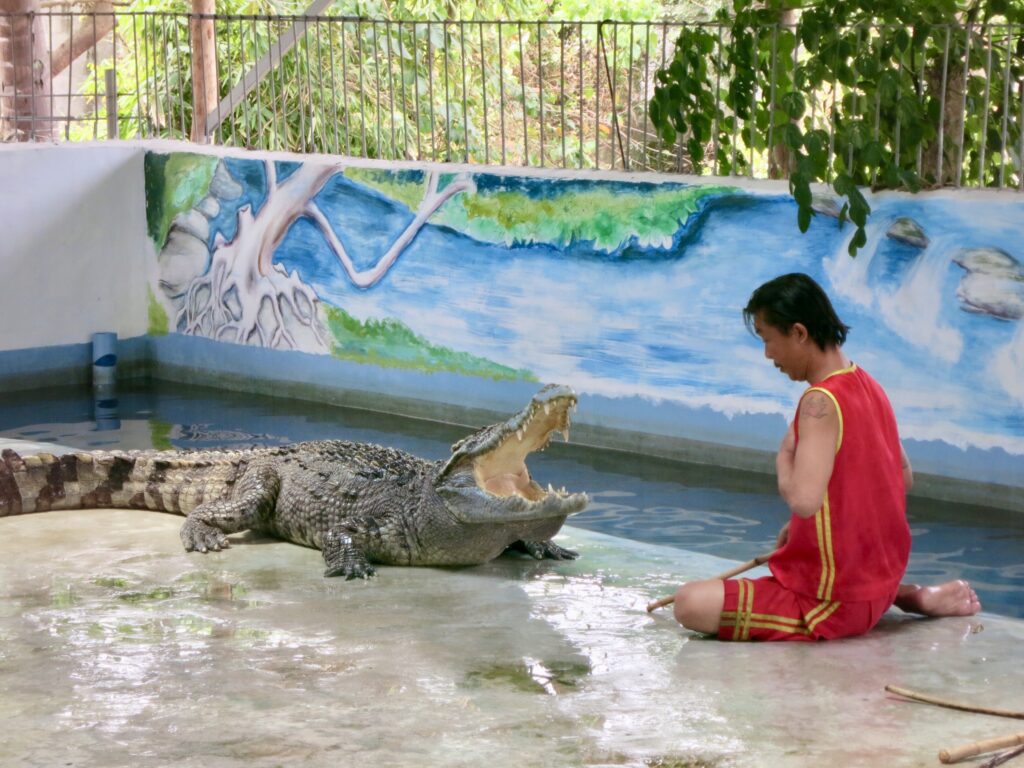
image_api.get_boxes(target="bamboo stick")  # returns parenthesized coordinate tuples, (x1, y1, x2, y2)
(885, 685, 1024, 720)
(940, 732, 1024, 764)
(645, 550, 777, 613)
(980, 744, 1024, 768)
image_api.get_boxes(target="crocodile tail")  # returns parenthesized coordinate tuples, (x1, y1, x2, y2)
(0, 448, 141, 516)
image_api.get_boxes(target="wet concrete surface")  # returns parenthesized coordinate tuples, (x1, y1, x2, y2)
(1, 502, 1021, 768)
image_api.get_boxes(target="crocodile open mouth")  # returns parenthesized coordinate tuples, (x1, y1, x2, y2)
(474, 392, 575, 503)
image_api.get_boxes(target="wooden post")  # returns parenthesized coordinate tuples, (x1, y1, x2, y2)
(189, 0, 217, 143)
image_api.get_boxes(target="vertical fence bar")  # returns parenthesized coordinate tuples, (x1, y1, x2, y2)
(357, 19, 367, 157)
(132, 15, 143, 137)
(443, 21, 452, 160)
(397, 20, 409, 159)
(162, 16, 175, 139)
(560, 21, 567, 168)
(871, 27, 883, 186)
(538, 21, 545, 167)
(995, 25, 1011, 189)
(1018, 78, 1024, 190)
(480, 22, 489, 165)
(624, 23, 634, 171)
(460, 21, 468, 163)
(978, 25, 993, 187)
(372, 21, 382, 157)
(302, 16, 315, 152)
(594, 23, 601, 169)
(643, 22, 653, 171)
(105, 68, 117, 138)
(955, 22, 972, 187)
(142, 14, 153, 139)
(412, 21, 422, 160)
(90, 13, 99, 139)
(578, 22, 583, 168)
(385, 19, 396, 159)
(427, 20, 436, 161)
(518, 22, 527, 164)
(337, 19, 348, 155)
(936, 26, 950, 183)
(498, 22, 506, 165)
(767, 24, 779, 177)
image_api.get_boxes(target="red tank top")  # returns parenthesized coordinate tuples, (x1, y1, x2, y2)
(769, 364, 911, 603)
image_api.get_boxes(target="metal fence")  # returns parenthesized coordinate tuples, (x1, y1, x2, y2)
(2, 11, 1024, 187)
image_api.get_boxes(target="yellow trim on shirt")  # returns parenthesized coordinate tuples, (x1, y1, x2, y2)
(815, 493, 837, 601)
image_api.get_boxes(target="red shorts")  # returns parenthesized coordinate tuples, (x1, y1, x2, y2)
(719, 576, 895, 642)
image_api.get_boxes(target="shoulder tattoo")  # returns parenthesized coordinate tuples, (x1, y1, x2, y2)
(801, 391, 833, 420)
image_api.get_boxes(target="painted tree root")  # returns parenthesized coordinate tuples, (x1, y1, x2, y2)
(178, 160, 476, 352)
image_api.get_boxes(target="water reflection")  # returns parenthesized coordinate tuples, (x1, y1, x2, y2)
(0, 382, 1020, 618)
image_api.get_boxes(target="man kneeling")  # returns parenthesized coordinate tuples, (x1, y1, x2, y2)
(673, 273, 980, 641)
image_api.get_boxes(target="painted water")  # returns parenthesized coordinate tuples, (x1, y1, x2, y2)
(2, 382, 1020, 619)
(151, 156, 1024, 492)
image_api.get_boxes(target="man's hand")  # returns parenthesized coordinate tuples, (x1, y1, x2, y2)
(775, 521, 790, 549)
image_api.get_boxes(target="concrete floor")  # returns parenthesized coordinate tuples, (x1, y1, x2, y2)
(1, 504, 1021, 768)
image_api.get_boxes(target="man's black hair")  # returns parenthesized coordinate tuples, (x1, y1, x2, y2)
(743, 272, 850, 350)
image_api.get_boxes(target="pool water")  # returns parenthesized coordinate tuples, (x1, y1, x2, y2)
(2, 382, 1021, 619)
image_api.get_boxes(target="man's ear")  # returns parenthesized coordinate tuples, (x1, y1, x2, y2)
(790, 322, 810, 343)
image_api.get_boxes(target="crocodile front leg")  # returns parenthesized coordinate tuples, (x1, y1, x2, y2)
(322, 526, 376, 580)
(506, 539, 579, 561)
(180, 464, 280, 553)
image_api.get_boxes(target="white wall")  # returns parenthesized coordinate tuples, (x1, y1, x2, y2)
(0, 142, 150, 350)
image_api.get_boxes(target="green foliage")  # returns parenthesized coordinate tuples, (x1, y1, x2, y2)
(648, 1, 1024, 254)
(324, 304, 537, 381)
(144, 151, 217, 248)
(436, 183, 734, 250)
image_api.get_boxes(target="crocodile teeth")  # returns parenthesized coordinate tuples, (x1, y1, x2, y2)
(544, 403, 551, 415)
(516, 428, 524, 442)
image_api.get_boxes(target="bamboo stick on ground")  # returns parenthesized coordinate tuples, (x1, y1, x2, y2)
(885, 685, 1024, 720)
(939, 732, 1024, 764)
(980, 744, 1024, 768)
(645, 550, 777, 613)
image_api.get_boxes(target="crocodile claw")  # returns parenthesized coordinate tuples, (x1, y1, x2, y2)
(508, 539, 579, 561)
(180, 519, 230, 553)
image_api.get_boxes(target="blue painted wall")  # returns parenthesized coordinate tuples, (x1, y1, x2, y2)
(142, 149, 1023, 494)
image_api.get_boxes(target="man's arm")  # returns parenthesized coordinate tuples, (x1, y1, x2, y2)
(776, 390, 840, 519)
(900, 442, 914, 492)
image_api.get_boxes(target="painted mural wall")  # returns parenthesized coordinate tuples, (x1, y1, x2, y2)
(145, 149, 1024, 492)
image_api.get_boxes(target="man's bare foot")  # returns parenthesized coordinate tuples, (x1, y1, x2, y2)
(894, 580, 981, 617)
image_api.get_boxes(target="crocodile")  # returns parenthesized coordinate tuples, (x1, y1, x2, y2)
(0, 384, 588, 578)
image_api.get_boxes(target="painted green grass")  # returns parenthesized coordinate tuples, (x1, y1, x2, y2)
(144, 152, 218, 249)
(344, 167, 735, 253)
(325, 305, 535, 382)
(147, 286, 170, 336)
(443, 184, 736, 251)
(343, 167, 429, 211)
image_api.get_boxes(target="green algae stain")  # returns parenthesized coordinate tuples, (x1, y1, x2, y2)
(463, 658, 591, 695)
(149, 419, 174, 451)
(325, 305, 536, 382)
(93, 576, 130, 589)
(117, 586, 175, 603)
(144, 151, 218, 250)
